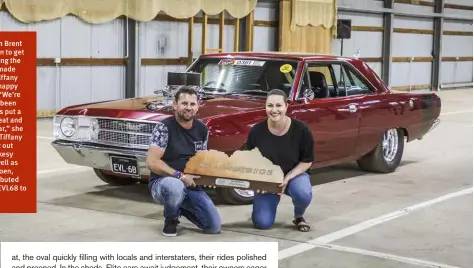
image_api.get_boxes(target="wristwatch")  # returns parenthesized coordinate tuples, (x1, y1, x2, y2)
(173, 170, 183, 179)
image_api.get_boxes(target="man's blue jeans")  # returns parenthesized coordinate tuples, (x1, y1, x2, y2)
(252, 172, 313, 229)
(149, 176, 221, 234)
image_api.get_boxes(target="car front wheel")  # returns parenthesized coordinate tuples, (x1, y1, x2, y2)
(357, 128, 405, 173)
(216, 187, 254, 205)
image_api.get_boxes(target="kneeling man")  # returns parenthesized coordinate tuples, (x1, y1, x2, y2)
(146, 86, 221, 237)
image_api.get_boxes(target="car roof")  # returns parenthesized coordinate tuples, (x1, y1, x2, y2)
(200, 51, 359, 62)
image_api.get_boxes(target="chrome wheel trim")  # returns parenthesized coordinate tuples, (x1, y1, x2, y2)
(382, 128, 399, 162)
(233, 188, 254, 198)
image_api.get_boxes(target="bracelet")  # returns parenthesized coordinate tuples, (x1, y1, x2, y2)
(173, 170, 183, 179)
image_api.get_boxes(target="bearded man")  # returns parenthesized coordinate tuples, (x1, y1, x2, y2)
(146, 86, 221, 237)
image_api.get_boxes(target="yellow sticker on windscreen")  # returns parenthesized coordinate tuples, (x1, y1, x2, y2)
(280, 64, 292, 73)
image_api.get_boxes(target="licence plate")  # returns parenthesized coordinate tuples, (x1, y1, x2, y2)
(110, 156, 140, 176)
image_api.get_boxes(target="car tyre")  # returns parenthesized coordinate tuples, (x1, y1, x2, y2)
(216, 188, 254, 205)
(357, 128, 405, 173)
(93, 168, 139, 186)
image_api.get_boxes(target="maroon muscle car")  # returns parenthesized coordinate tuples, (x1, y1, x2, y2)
(51, 52, 441, 205)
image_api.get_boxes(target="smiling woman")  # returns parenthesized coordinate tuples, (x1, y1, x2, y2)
(242, 88, 315, 232)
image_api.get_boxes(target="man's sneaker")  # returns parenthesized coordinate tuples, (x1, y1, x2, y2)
(162, 218, 180, 237)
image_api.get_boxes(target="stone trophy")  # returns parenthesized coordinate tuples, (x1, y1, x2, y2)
(184, 148, 284, 194)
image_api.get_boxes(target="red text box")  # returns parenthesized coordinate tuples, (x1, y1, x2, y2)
(0, 31, 37, 213)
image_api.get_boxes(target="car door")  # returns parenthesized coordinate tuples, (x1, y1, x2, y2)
(338, 61, 395, 158)
(287, 60, 361, 163)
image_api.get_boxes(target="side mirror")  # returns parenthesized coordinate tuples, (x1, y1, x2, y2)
(347, 86, 362, 93)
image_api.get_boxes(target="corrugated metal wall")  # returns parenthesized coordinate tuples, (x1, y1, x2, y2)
(138, 17, 189, 96)
(0, 0, 471, 114)
(442, 19, 473, 85)
(0, 12, 126, 113)
(332, 11, 384, 77)
(253, 3, 278, 52)
(391, 16, 434, 88)
(138, 3, 279, 97)
(334, 0, 472, 90)
(138, 11, 241, 96)
(332, 0, 384, 77)
(56, 17, 126, 108)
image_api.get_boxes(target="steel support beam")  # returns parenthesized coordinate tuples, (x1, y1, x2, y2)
(239, 17, 247, 51)
(125, 18, 137, 99)
(338, 5, 470, 22)
(382, 0, 393, 86)
(431, 0, 444, 91)
(273, 2, 280, 51)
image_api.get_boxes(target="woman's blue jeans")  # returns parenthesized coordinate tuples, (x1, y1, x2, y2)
(252, 172, 313, 229)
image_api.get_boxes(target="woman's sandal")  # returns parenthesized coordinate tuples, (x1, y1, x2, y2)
(293, 216, 311, 232)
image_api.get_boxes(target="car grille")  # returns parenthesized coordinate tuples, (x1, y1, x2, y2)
(93, 118, 156, 149)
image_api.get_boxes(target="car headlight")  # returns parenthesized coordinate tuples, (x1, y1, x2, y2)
(53, 115, 98, 141)
(60, 117, 76, 137)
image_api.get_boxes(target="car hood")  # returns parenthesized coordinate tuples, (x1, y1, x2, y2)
(58, 94, 266, 122)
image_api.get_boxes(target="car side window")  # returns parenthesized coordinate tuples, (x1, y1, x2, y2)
(309, 64, 338, 98)
(329, 63, 349, 97)
(341, 64, 374, 96)
(298, 62, 349, 99)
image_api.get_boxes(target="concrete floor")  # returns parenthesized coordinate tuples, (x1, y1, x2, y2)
(1, 88, 472, 268)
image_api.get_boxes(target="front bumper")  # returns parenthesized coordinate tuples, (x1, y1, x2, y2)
(51, 140, 150, 177)
(427, 118, 441, 133)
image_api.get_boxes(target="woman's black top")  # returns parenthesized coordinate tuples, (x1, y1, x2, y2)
(244, 117, 314, 176)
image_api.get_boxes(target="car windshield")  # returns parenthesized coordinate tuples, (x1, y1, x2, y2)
(187, 57, 300, 96)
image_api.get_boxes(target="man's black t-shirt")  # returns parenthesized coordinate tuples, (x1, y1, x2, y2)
(244, 118, 314, 176)
(148, 116, 208, 187)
